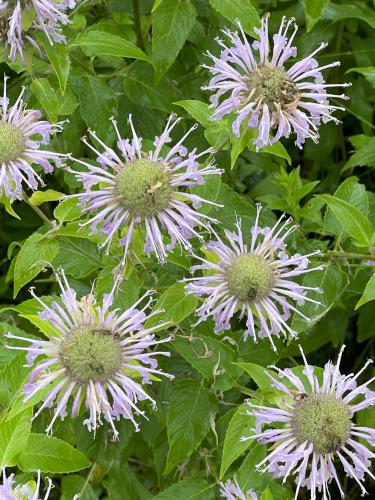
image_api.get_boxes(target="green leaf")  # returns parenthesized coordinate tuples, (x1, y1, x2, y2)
(234, 362, 272, 393)
(220, 403, 255, 478)
(305, 0, 330, 31)
(152, 0, 197, 79)
(61, 475, 99, 500)
(71, 75, 118, 143)
(356, 272, 375, 309)
(38, 34, 70, 94)
(103, 463, 152, 500)
(342, 136, 375, 172)
(145, 282, 198, 329)
(176, 99, 230, 148)
(124, 61, 178, 112)
(153, 478, 215, 500)
(324, 1, 375, 28)
(0, 354, 28, 408)
(209, 0, 260, 37)
(28, 189, 64, 206)
(54, 198, 82, 222)
(347, 67, 375, 88)
(73, 29, 149, 60)
(13, 232, 60, 297)
(0, 191, 20, 219)
(0, 409, 32, 467)
(172, 332, 243, 391)
(164, 379, 218, 474)
(30, 78, 59, 122)
(318, 194, 374, 247)
(52, 238, 99, 279)
(17, 434, 91, 473)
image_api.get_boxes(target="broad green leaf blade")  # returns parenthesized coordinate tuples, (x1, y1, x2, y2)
(209, 0, 260, 36)
(71, 75, 118, 143)
(164, 379, 218, 474)
(305, 0, 330, 31)
(28, 189, 64, 206)
(220, 403, 255, 478)
(324, 1, 375, 28)
(13, 232, 60, 297)
(153, 478, 215, 499)
(145, 282, 198, 329)
(72, 30, 149, 60)
(54, 198, 82, 223)
(356, 272, 375, 309)
(347, 67, 375, 88)
(318, 194, 374, 247)
(30, 78, 59, 122)
(38, 33, 70, 94)
(342, 136, 375, 172)
(0, 409, 32, 467)
(152, 0, 197, 79)
(17, 434, 91, 473)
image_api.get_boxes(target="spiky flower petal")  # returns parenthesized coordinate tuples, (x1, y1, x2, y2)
(66, 114, 222, 263)
(184, 205, 323, 350)
(5, 270, 173, 439)
(0, 75, 65, 201)
(243, 346, 375, 499)
(219, 479, 258, 499)
(0, 0, 75, 62)
(204, 15, 350, 150)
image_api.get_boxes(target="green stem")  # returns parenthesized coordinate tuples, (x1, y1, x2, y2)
(327, 251, 374, 260)
(132, 0, 144, 50)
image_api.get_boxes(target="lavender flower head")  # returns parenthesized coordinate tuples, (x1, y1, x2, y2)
(204, 15, 350, 150)
(185, 205, 323, 351)
(0, 0, 76, 62)
(243, 346, 375, 499)
(0, 468, 67, 500)
(219, 479, 258, 499)
(67, 114, 222, 263)
(5, 270, 173, 439)
(0, 75, 65, 201)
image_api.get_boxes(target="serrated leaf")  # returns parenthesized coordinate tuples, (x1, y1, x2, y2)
(153, 478, 215, 500)
(0, 409, 32, 467)
(356, 272, 375, 309)
(319, 194, 374, 247)
(17, 434, 91, 473)
(28, 189, 64, 206)
(220, 403, 255, 478)
(73, 29, 149, 61)
(13, 232, 60, 297)
(152, 0, 197, 79)
(145, 282, 197, 329)
(209, 0, 260, 37)
(164, 379, 218, 474)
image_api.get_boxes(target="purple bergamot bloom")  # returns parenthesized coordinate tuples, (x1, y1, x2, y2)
(243, 346, 375, 499)
(184, 205, 323, 351)
(219, 479, 258, 499)
(0, 468, 70, 500)
(5, 270, 173, 439)
(0, 0, 76, 62)
(67, 114, 222, 263)
(203, 15, 350, 150)
(0, 75, 65, 201)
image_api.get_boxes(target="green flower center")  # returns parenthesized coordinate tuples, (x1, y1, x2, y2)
(292, 394, 352, 453)
(0, 122, 25, 164)
(245, 64, 299, 112)
(116, 159, 172, 217)
(226, 254, 274, 302)
(60, 326, 122, 384)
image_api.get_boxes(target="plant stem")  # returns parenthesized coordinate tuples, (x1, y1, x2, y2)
(328, 251, 374, 260)
(132, 0, 144, 49)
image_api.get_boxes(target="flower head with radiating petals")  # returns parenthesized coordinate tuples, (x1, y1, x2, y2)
(5, 270, 173, 439)
(0, 468, 69, 500)
(0, 0, 76, 63)
(204, 15, 350, 150)
(66, 114, 222, 263)
(219, 479, 258, 499)
(184, 205, 323, 350)
(242, 346, 375, 499)
(0, 75, 65, 201)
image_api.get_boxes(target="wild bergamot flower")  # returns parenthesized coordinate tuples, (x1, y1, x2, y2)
(204, 15, 350, 150)
(0, 75, 65, 201)
(184, 205, 323, 351)
(0, 0, 75, 62)
(243, 346, 375, 499)
(5, 270, 173, 439)
(67, 114, 222, 263)
(219, 479, 257, 499)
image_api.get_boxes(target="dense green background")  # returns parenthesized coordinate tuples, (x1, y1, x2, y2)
(0, 0, 374, 498)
